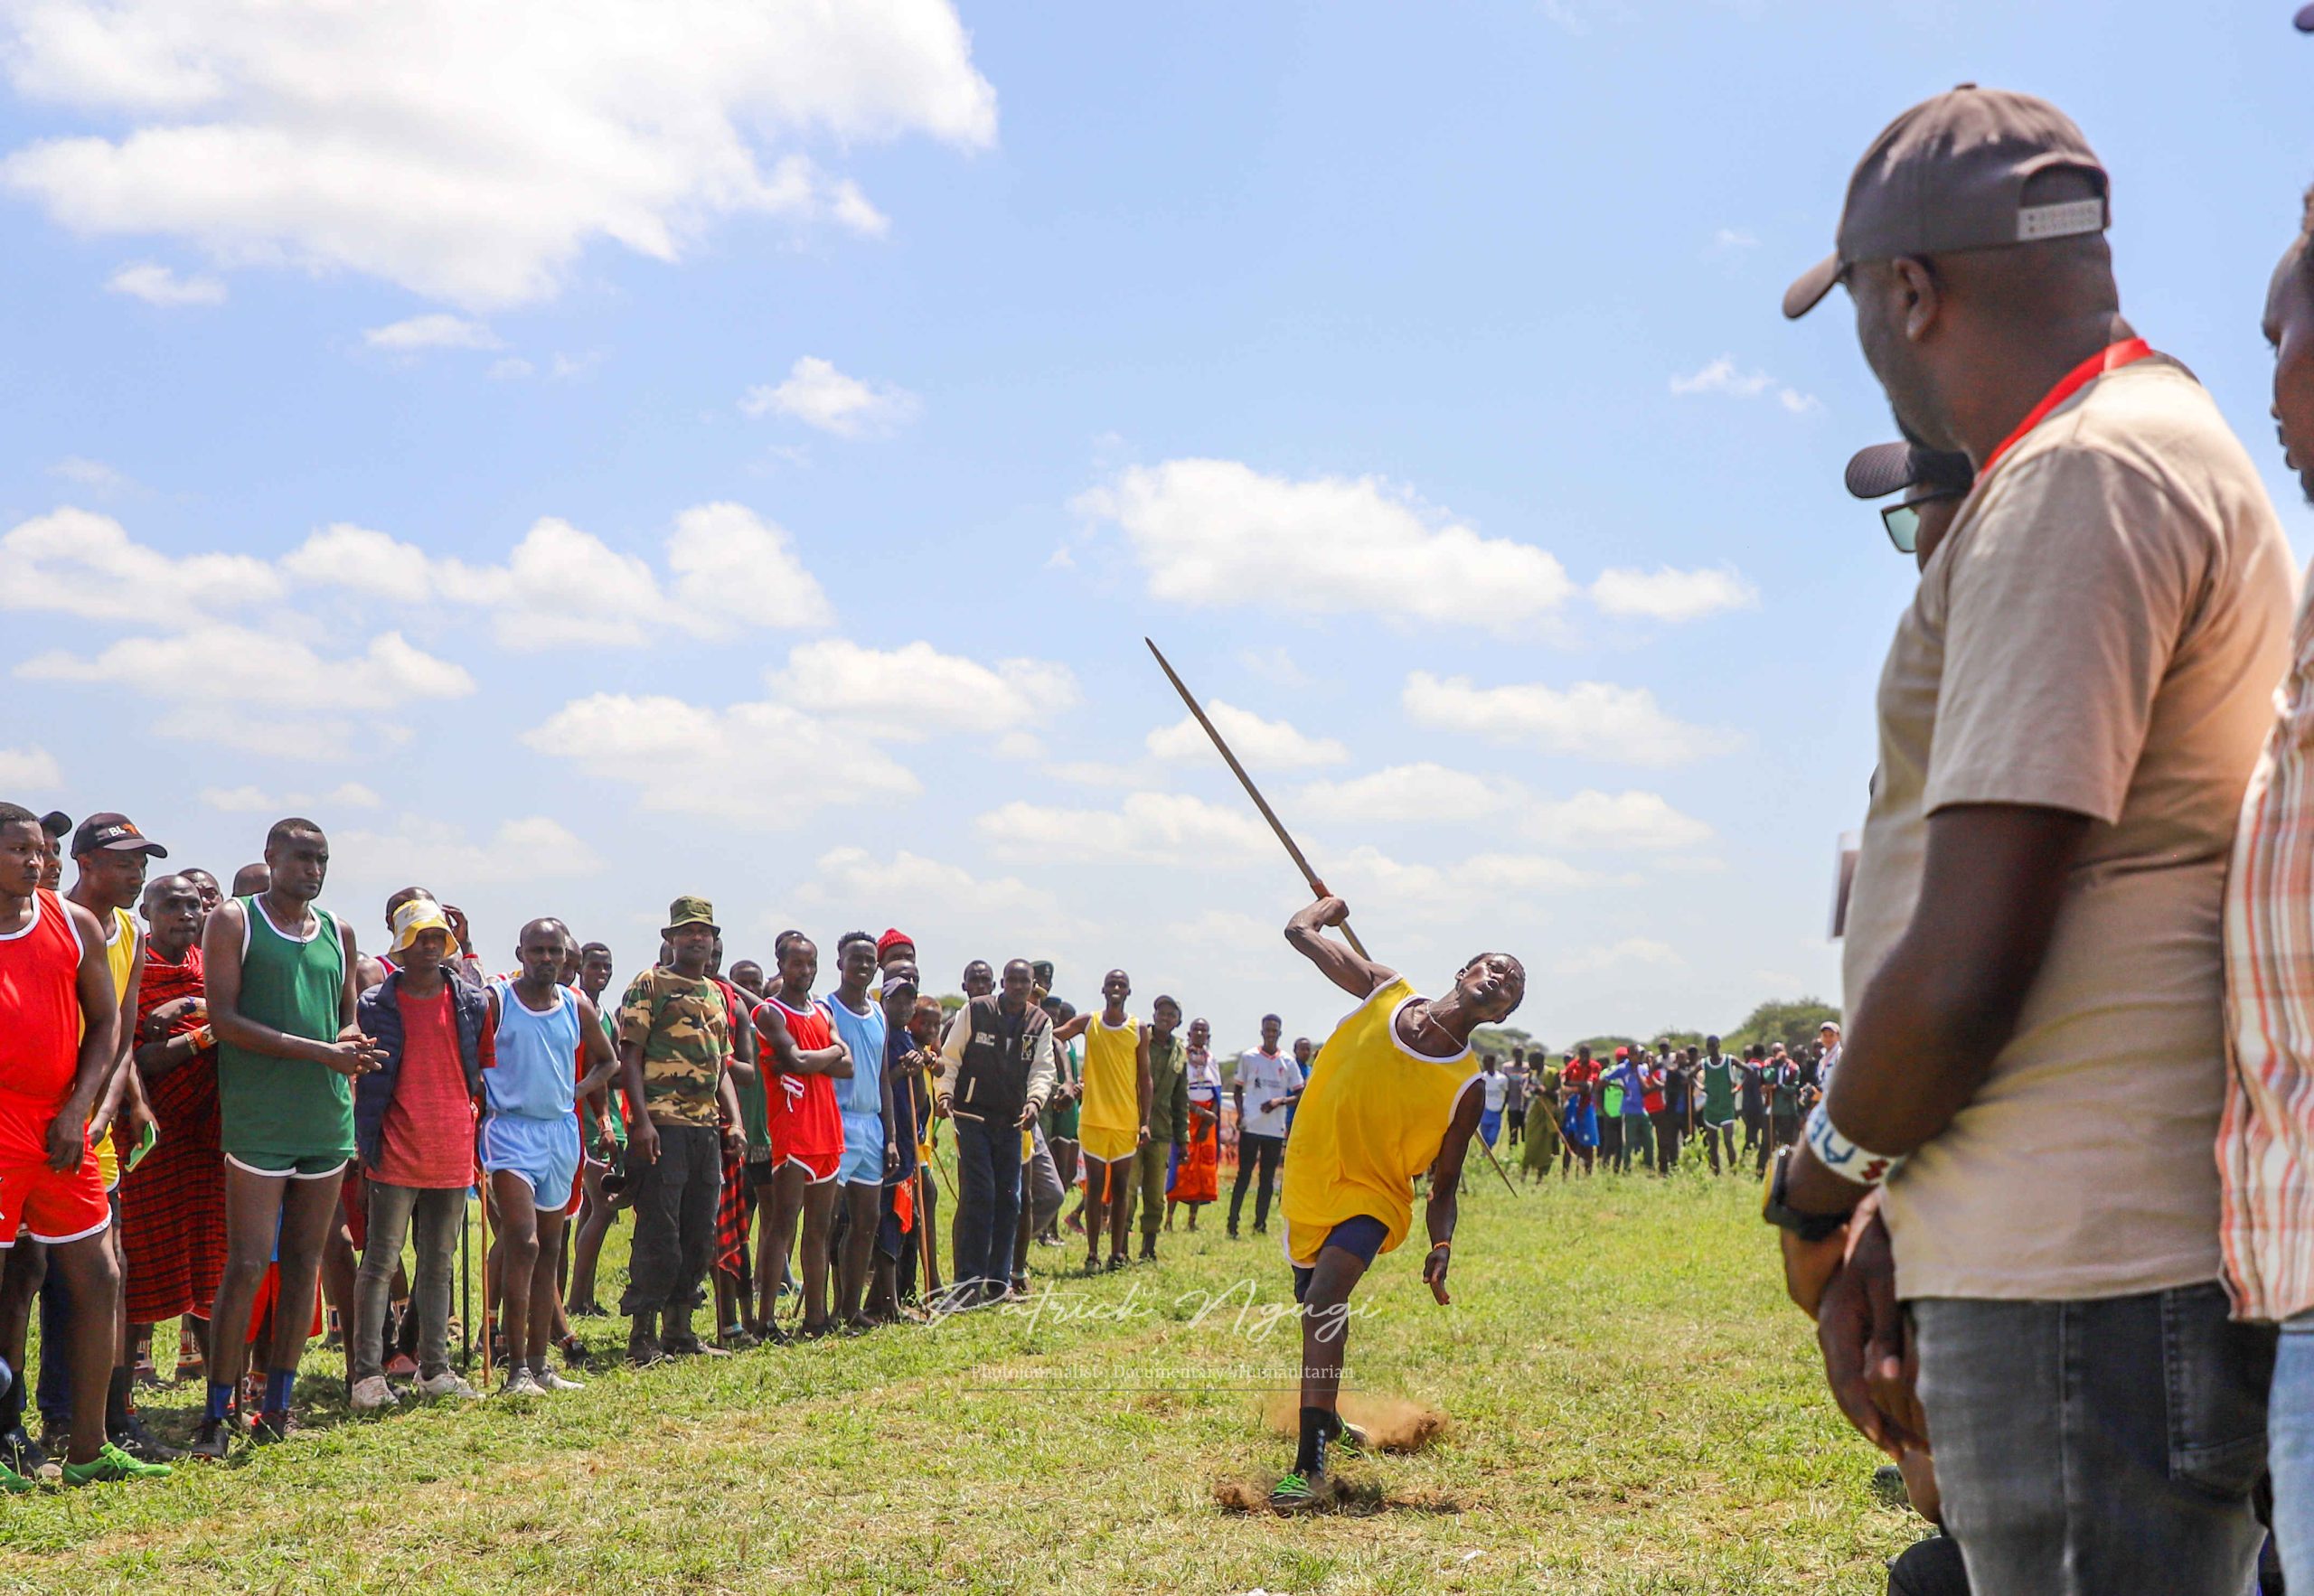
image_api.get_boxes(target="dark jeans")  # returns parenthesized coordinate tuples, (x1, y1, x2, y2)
(1651, 1110, 1683, 1172)
(1912, 1282, 2274, 1595)
(1598, 1115, 1624, 1166)
(1229, 1132, 1283, 1234)
(952, 1116, 1021, 1291)
(1886, 1534, 1971, 1596)
(620, 1123, 720, 1319)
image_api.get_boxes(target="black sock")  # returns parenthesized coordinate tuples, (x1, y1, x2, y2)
(106, 1366, 132, 1431)
(0, 1369, 23, 1433)
(1293, 1405, 1333, 1477)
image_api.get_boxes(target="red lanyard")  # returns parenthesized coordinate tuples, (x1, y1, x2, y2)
(1980, 337, 2154, 474)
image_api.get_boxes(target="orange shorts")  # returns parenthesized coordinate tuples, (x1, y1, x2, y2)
(0, 1145, 112, 1246)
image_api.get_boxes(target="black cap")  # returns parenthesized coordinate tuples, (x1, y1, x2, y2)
(1845, 442, 1975, 500)
(37, 811, 71, 840)
(71, 812, 167, 859)
(2298, 3, 2314, 31)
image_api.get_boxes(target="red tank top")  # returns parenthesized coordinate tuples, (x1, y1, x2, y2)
(0, 890, 89, 1165)
(758, 995, 843, 1159)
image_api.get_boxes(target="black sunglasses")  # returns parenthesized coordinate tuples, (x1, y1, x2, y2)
(1881, 489, 1967, 555)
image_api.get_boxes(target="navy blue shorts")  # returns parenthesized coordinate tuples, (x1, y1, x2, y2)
(1290, 1214, 1391, 1302)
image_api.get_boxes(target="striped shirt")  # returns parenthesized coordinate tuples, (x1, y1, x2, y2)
(2221, 587, 2314, 1323)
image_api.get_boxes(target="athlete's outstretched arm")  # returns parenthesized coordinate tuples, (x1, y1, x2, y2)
(1284, 897, 1394, 1000)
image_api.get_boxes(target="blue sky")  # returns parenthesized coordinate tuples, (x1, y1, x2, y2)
(2, 1, 2309, 1052)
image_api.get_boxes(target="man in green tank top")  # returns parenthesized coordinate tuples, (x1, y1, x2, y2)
(193, 818, 381, 1458)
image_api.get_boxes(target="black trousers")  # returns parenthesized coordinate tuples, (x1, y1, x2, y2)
(620, 1123, 720, 1319)
(1228, 1132, 1284, 1233)
(1650, 1110, 1684, 1173)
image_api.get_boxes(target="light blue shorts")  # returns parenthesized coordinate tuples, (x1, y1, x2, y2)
(840, 1111, 887, 1187)
(480, 1113, 580, 1211)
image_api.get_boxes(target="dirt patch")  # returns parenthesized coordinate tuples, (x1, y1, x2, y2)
(1261, 1391, 1452, 1454)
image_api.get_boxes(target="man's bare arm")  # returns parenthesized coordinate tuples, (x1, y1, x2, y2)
(1786, 803, 2088, 1214)
(1284, 897, 1393, 1000)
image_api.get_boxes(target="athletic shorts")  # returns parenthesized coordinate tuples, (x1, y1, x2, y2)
(481, 1113, 581, 1211)
(780, 1144, 842, 1185)
(1077, 1122, 1138, 1167)
(1479, 1109, 1503, 1147)
(1289, 1214, 1390, 1301)
(745, 1152, 779, 1191)
(0, 1148, 111, 1246)
(227, 1150, 351, 1179)
(1704, 1115, 1736, 1131)
(839, 1112, 887, 1188)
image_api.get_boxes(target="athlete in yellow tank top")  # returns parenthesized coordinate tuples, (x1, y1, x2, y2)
(1053, 969, 1151, 1273)
(1268, 894, 1526, 1514)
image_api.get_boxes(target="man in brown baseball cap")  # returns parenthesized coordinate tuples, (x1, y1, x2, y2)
(1769, 86, 2294, 1596)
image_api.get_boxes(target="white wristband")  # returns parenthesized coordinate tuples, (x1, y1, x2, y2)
(1803, 1102, 1905, 1188)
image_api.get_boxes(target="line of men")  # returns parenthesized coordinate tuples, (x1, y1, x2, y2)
(0, 809, 1307, 1485)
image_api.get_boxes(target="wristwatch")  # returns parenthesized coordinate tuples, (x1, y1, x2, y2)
(1761, 1148, 1851, 1243)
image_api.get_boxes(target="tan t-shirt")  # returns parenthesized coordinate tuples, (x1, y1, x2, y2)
(1845, 354, 2294, 1302)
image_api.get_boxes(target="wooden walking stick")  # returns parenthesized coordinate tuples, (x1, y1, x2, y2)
(1145, 637, 1522, 1199)
(476, 1175, 494, 1388)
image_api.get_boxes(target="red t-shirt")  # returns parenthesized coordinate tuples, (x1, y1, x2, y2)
(0, 890, 86, 1166)
(758, 995, 842, 1164)
(1641, 1067, 1667, 1116)
(370, 984, 486, 1188)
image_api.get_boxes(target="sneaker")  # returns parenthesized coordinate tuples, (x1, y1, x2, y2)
(1138, 1237, 1157, 1262)
(0, 1424, 49, 1479)
(108, 1412, 183, 1462)
(558, 1337, 595, 1373)
(349, 1375, 400, 1413)
(249, 1411, 297, 1446)
(497, 1369, 545, 1398)
(1332, 1416, 1369, 1454)
(1268, 1470, 1320, 1513)
(626, 1334, 665, 1368)
(1105, 1253, 1127, 1273)
(132, 1358, 164, 1392)
(186, 1417, 233, 1461)
(715, 1326, 757, 1352)
(0, 1459, 32, 1495)
(567, 1298, 606, 1319)
(533, 1366, 586, 1393)
(413, 1370, 482, 1401)
(61, 1441, 173, 1485)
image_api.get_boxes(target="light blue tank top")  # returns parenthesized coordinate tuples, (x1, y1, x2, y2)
(487, 980, 583, 1121)
(825, 993, 887, 1120)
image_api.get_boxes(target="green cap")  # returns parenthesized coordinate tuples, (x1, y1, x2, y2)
(664, 895, 719, 934)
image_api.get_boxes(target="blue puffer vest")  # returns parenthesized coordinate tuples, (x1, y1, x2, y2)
(353, 967, 492, 1170)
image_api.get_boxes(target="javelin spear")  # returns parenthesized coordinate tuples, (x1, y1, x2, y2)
(1143, 638, 1519, 1199)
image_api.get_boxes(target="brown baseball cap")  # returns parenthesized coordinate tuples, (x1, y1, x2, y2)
(1783, 84, 2109, 320)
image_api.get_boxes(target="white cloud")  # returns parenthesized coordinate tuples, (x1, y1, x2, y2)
(364, 314, 499, 352)
(740, 356, 920, 437)
(1590, 565, 1759, 623)
(1293, 763, 1521, 825)
(1670, 356, 1819, 415)
(975, 792, 1273, 865)
(0, 746, 63, 791)
(1522, 790, 1713, 851)
(155, 706, 369, 763)
(1329, 843, 1603, 922)
(106, 261, 225, 305)
(1555, 937, 1684, 977)
(0, 507, 283, 622)
(488, 357, 535, 380)
(18, 624, 475, 710)
(283, 502, 833, 648)
(1146, 700, 1346, 771)
(1706, 228, 1758, 258)
(1403, 671, 1738, 767)
(1075, 459, 1575, 633)
(201, 780, 381, 813)
(335, 815, 603, 887)
(769, 638, 1076, 737)
(1043, 759, 1161, 790)
(0, 0, 996, 309)
(50, 457, 134, 493)
(1237, 646, 1309, 690)
(522, 692, 919, 828)
(795, 846, 1076, 935)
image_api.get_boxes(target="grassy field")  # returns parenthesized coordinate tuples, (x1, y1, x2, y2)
(1, 1162, 1918, 1592)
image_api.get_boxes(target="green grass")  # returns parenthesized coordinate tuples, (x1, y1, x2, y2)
(2, 1164, 1917, 1592)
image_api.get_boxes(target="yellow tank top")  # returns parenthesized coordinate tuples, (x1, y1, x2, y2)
(89, 906, 137, 1188)
(1079, 1014, 1140, 1138)
(1282, 976, 1479, 1260)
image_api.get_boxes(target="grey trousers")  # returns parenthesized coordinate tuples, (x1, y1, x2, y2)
(354, 1180, 465, 1382)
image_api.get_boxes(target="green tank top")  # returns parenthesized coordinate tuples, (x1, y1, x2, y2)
(1702, 1056, 1736, 1121)
(217, 895, 354, 1159)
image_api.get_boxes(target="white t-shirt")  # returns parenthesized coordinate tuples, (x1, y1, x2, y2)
(1236, 1048, 1299, 1138)
(1481, 1072, 1509, 1113)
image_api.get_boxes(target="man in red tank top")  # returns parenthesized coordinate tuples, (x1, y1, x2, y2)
(0, 803, 168, 1486)
(750, 933, 851, 1339)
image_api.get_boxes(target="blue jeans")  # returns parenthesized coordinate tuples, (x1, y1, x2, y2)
(2266, 1312, 2314, 1588)
(952, 1117, 1020, 1292)
(1913, 1283, 2272, 1596)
